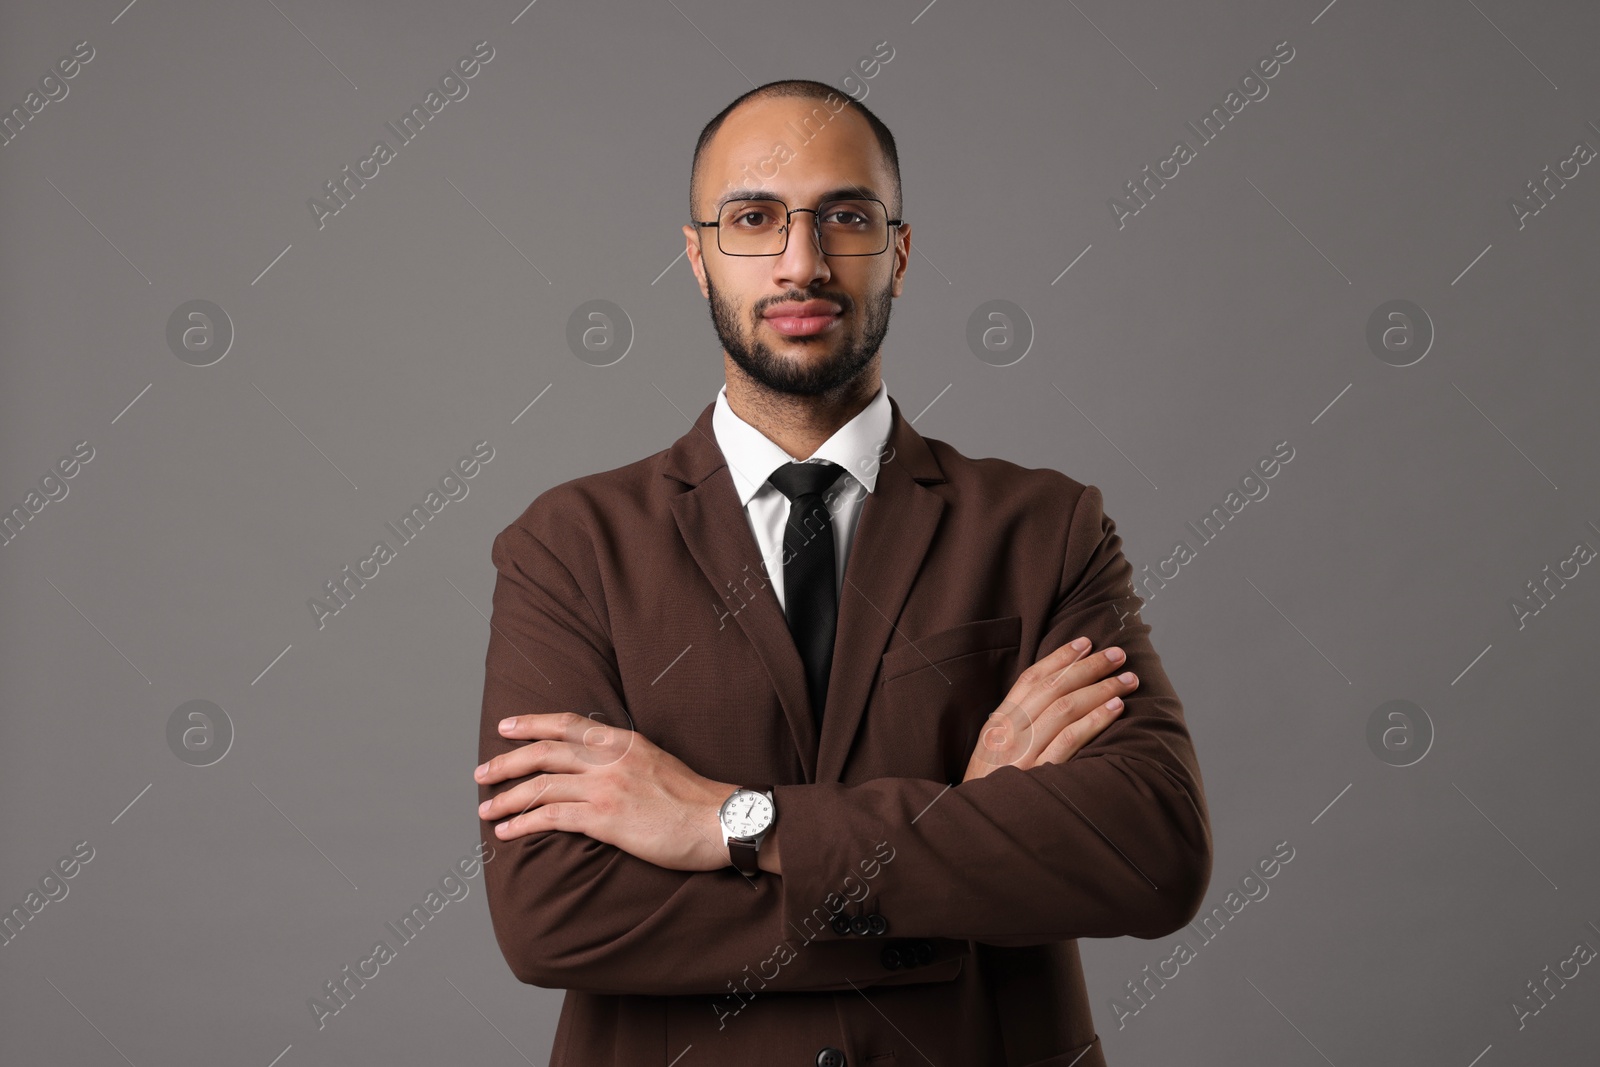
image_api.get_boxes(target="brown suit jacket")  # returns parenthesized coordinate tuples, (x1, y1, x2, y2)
(477, 394, 1213, 1066)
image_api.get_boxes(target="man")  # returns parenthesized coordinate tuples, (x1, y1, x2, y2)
(474, 80, 1212, 1066)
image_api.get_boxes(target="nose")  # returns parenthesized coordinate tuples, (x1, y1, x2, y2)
(773, 209, 830, 290)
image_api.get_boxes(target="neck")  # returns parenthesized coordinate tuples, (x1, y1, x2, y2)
(723, 357, 881, 460)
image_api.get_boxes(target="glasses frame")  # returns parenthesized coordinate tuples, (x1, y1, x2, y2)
(693, 196, 904, 257)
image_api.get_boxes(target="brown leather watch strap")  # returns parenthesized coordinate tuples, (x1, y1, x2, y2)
(729, 837, 761, 876)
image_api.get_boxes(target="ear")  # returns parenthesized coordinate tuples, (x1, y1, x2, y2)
(889, 221, 910, 298)
(682, 224, 711, 299)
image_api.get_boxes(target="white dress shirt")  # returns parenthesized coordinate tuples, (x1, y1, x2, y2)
(711, 381, 893, 612)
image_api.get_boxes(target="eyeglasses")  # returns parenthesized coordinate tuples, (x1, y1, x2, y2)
(693, 196, 903, 256)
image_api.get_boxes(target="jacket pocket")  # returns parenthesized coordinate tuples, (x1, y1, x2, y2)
(879, 615, 1022, 684)
(872, 615, 1022, 781)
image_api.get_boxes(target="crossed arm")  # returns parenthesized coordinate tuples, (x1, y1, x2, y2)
(473, 486, 1212, 996)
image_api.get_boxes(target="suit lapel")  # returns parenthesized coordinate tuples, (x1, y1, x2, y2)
(817, 396, 946, 781)
(661, 394, 947, 784)
(665, 402, 820, 778)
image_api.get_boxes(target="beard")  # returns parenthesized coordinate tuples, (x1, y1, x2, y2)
(707, 275, 892, 397)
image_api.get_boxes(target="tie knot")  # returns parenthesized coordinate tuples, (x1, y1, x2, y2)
(767, 460, 845, 502)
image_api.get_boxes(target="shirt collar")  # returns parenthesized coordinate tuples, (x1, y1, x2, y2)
(712, 381, 892, 507)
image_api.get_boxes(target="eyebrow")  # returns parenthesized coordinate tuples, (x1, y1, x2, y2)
(714, 185, 883, 211)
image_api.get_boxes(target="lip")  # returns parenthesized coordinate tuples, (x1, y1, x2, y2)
(763, 300, 843, 337)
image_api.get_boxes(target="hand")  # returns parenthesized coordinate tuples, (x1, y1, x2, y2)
(475, 712, 737, 872)
(961, 638, 1137, 782)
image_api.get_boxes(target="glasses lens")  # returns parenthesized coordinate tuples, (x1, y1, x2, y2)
(718, 199, 787, 255)
(716, 198, 889, 255)
(817, 199, 888, 255)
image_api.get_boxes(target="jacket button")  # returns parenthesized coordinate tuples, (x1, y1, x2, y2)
(816, 1047, 847, 1067)
(849, 915, 872, 936)
(912, 939, 934, 965)
(830, 914, 852, 936)
(880, 944, 903, 969)
(866, 913, 888, 936)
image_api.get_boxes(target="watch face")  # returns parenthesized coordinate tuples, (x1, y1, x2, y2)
(722, 789, 773, 837)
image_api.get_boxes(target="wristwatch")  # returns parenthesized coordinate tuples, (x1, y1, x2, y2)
(718, 785, 776, 876)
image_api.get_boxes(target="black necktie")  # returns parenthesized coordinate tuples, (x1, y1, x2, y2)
(767, 460, 846, 726)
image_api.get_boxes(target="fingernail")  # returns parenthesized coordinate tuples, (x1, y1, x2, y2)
(478, 800, 490, 815)
(1119, 672, 1136, 683)
(499, 717, 516, 731)
(1106, 697, 1123, 710)
(1106, 648, 1125, 663)
(1070, 637, 1090, 651)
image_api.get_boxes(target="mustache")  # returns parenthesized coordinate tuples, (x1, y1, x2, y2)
(755, 291, 853, 317)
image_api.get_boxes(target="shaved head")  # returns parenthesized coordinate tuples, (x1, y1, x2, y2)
(689, 79, 902, 221)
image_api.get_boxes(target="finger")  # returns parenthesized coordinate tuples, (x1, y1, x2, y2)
(1042, 646, 1128, 696)
(1023, 670, 1136, 765)
(475, 738, 587, 785)
(1072, 668, 1139, 711)
(983, 639, 1116, 769)
(1035, 669, 1138, 735)
(1002, 638, 1093, 723)
(496, 710, 638, 770)
(497, 710, 597, 740)
(479, 771, 585, 822)
(1035, 697, 1125, 766)
(1043, 698, 1124, 763)
(494, 800, 588, 840)
(1028, 637, 1092, 682)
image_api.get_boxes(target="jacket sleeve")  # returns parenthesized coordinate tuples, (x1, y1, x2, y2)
(773, 484, 1214, 946)
(477, 519, 957, 997)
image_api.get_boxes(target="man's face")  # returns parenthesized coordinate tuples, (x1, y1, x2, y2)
(684, 97, 910, 397)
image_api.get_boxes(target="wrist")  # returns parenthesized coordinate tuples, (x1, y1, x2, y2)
(705, 780, 739, 871)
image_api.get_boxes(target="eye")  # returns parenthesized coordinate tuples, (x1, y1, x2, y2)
(725, 206, 779, 229)
(821, 204, 873, 227)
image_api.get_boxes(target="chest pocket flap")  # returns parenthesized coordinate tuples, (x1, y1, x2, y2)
(880, 614, 1022, 684)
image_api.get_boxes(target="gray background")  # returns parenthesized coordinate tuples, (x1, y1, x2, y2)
(2, 0, 1597, 1064)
